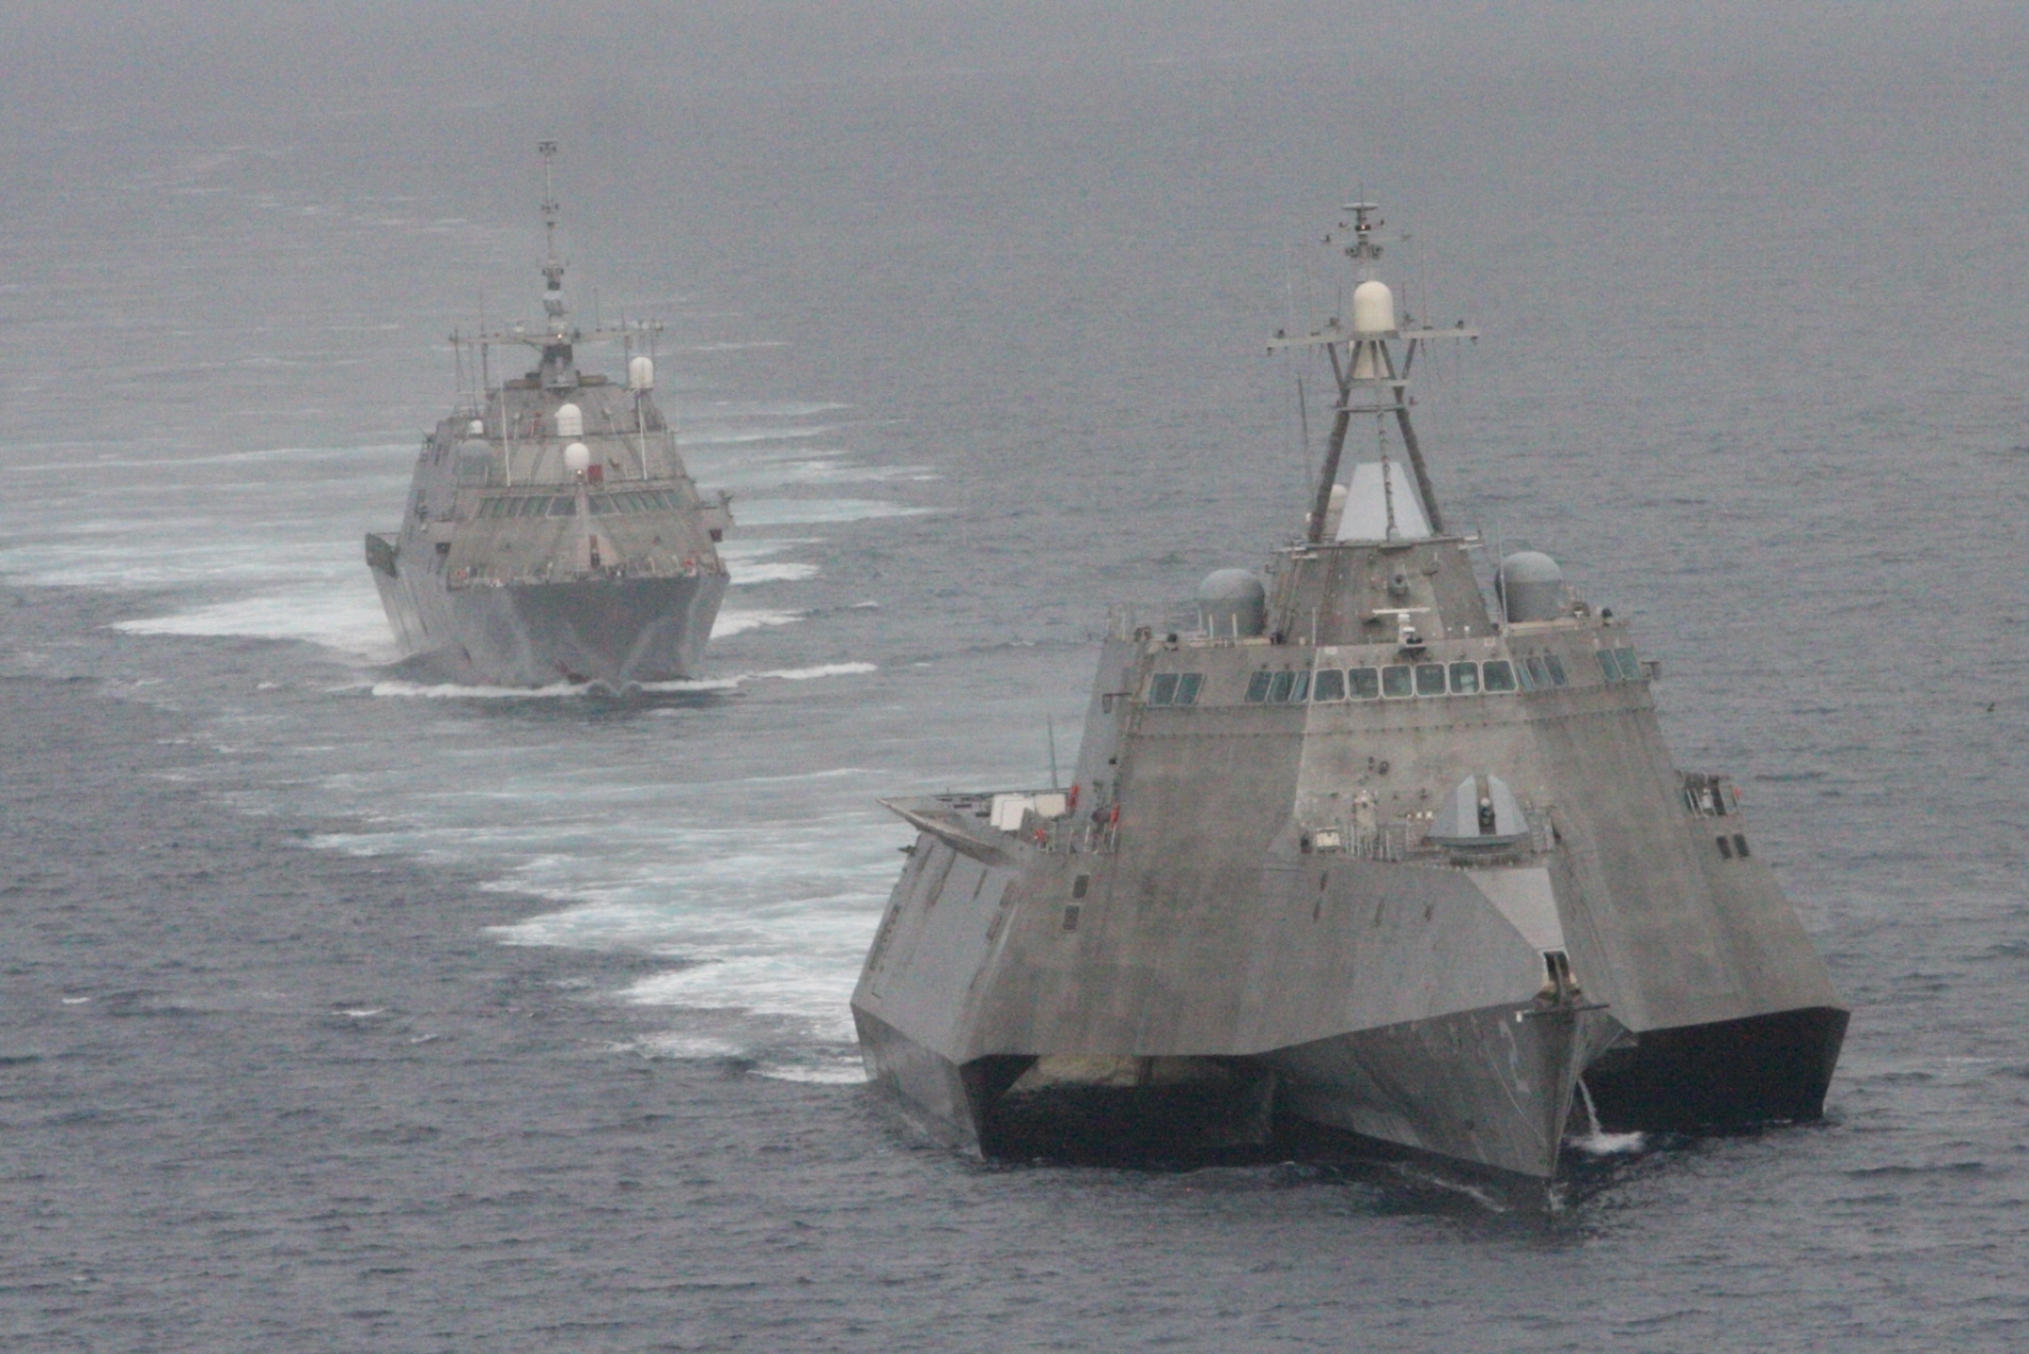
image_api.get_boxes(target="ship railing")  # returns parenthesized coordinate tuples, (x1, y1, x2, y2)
(1304, 817, 1557, 866)
(1023, 811, 1118, 856)
(1105, 602, 1201, 642)
(1678, 770, 1741, 818)
(1302, 823, 1413, 861)
(1351, 824, 1412, 861)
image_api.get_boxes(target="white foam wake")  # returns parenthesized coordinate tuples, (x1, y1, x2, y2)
(368, 661, 876, 700)
(111, 583, 402, 663)
(711, 608, 804, 637)
(727, 562, 820, 586)
(733, 498, 935, 527)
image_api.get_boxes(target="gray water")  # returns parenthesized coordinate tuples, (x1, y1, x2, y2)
(4, 5, 2028, 1349)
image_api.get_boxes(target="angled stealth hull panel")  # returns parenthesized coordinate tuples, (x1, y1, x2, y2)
(854, 202, 1845, 1181)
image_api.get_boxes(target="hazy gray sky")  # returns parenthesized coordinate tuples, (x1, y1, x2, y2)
(9, 1, 2023, 146)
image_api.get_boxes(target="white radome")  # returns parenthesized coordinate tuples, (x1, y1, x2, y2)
(1351, 279, 1396, 336)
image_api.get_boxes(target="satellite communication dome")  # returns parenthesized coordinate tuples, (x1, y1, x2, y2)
(1498, 552, 1567, 623)
(1351, 279, 1396, 336)
(1197, 569, 1267, 638)
(554, 402, 584, 439)
(627, 356, 655, 392)
(564, 441, 592, 474)
(467, 419, 485, 436)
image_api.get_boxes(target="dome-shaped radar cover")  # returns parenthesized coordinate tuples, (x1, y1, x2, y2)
(1351, 279, 1396, 335)
(1498, 551, 1566, 623)
(1196, 568, 1266, 638)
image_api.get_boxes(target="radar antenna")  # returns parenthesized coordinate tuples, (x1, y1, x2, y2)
(459, 141, 665, 387)
(1268, 201, 1478, 543)
(537, 140, 568, 332)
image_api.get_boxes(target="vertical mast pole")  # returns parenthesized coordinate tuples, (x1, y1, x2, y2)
(1387, 342, 1444, 533)
(1306, 344, 1357, 543)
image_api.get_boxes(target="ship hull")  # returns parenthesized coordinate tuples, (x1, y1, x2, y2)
(851, 825, 1622, 1181)
(856, 1002, 1609, 1179)
(852, 609, 1846, 1181)
(851, 827, 1838, 1180)
(369, 534, 725, 686)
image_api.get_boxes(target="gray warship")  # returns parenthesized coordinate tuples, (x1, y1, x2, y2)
(367, 143, 731, 687)
(852, 204, 1846, 1184)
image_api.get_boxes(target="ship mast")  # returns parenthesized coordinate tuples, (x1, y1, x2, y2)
(533, 140, 578, 390)
(462, 140, 664, 378)
(538, 139, 568, 334)
(1269, 202, 1477, 543)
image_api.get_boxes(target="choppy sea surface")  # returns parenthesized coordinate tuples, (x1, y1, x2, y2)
(3, 7, 2028, 1350)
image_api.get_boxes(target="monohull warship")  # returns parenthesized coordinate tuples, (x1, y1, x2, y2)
(367, 143, 731, 687)
(852, 204, 1846, 1184)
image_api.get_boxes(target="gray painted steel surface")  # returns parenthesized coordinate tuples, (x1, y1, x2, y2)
(366, 149, 730, 686)
(852, 205, 1845, 1183)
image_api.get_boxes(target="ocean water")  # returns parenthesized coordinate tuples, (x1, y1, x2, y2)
(3, 5, 2028, 1350)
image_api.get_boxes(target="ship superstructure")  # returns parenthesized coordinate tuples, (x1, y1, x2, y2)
(367, 142, 731, 686)
(851, 204, 1846, 1184)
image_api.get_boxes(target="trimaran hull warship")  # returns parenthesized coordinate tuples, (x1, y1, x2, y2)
(852, 204, 1846, 1184)
(368, 142, 731, 687)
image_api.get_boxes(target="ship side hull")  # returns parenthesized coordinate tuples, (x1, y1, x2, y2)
(1579, 1005, 1848, 1131)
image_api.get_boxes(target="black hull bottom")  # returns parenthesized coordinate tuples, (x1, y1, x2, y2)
(860, 1004, 1848, 1182)
(1582, 1005, 1849, 1132)
(981, 1062, 1278, 1165)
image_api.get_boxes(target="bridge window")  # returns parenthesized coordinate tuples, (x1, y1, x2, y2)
(1312, 669, 1346, 702)
(1348, 667, 1380, 699)
(1382, 665, 1413, 698)
(1600, 648, 1642, 682)
(1149, 673, 1179, 706)
(548, 497, 575, 517)
(1544, 654, 1569, 686)
(1415, 663, 1447, 696)
(1483, 660, 1516, 692)
(1175, 673, 1202, 706)
(1449, 661, 1480, 694)
(1245, 671, 1273, 703)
